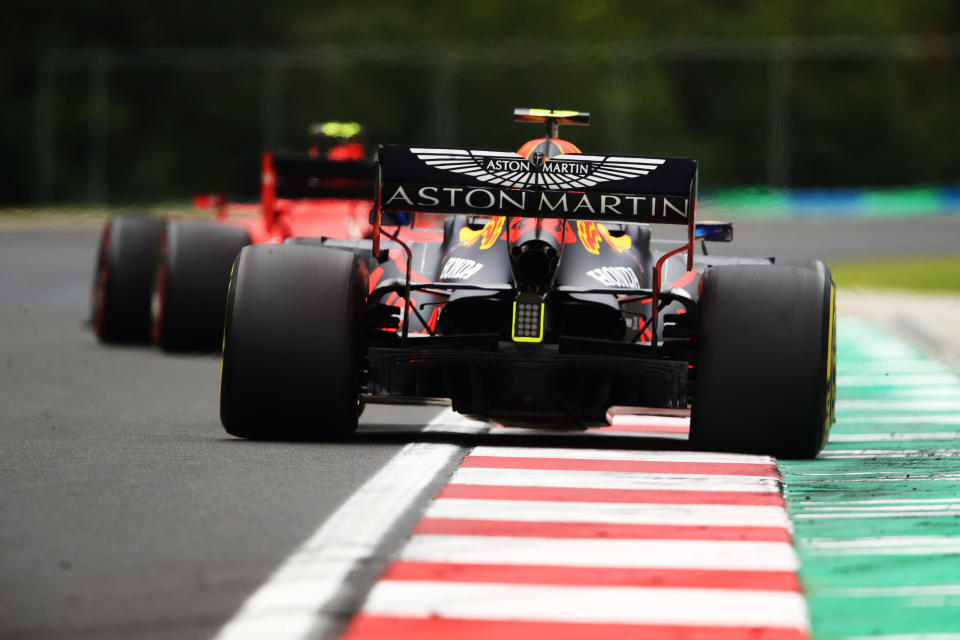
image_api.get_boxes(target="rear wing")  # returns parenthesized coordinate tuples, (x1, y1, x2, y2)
(376, 144, 696, 224)
(261, 151, 375, 226)
(270, 153, 374, 200)
(374, 143, 698, 262)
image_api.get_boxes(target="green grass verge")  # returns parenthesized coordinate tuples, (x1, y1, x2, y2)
(831, 254, 960, 292)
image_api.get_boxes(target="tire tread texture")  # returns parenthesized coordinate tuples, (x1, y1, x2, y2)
(690, 263, 835, 459)
(220, 245, 367, 440)
(93, 214, 163, 343)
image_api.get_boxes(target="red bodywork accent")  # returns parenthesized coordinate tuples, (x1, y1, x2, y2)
(326, 141, 366, 161)
(192, 193, 228, 220)
(668, 269, 697, 290)
(516, 137, 582, 157)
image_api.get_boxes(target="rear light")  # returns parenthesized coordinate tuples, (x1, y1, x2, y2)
(512, 295, 544, 343)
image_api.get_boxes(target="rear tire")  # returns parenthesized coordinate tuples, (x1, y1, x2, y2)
(220, 245, 368, 440)
(92, 214, 163, 343)
(774, 257, 833, 282)
(690, 264, 836, 459)
(152, 221, 251, 352)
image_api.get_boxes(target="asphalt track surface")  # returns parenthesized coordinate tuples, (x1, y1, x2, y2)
(0, 218, 957, 639)
(0, 229, 443, 639)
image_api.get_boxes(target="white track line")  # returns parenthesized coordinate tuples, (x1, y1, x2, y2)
(841, 361, 950, 373)
(795, 512, 960, 519)
(797, 504, 960, 513)
(212, 409, 485, 640)
(818, 585, 960, 597)
(788, 473, 960, 482)
(450, 466, 783, 491)
(829, 432, 960, 442)
(800, 538, 960, 554)
(836, 399, 960, 411)
(837, 415, 960, 424)
(846, 634, 960, 640)
(361, 581, 810, 628)
(800, 498, 960, 506)
(426, 498, 792, 527)
(820, 449, 960, 459)
(469, 445, 773, 464)
(838, 374, 960, 386)
(400, 534, 801, 571)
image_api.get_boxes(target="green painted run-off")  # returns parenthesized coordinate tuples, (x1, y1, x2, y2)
(702, 187, 960, 219)
(780, 319, 960, 639)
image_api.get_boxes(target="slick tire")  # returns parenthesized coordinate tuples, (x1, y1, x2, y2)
(690, 264, 836, 459)
(774, 257, 834, 282)
(152, 221, 251, 352)
(92, 214, 164, 343)
(220, 245, 368, 440)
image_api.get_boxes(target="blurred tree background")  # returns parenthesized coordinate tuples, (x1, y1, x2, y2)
(3, 0, 959, 204)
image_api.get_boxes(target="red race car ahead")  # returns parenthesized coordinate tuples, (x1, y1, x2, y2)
(92, 122, 380, 352)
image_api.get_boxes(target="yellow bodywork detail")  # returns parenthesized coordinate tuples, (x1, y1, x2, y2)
(314, 121, 362, 139)
(598, 223, 632, 253)
(577, 221, 601, 255)
(511, 301, 545, 343)
(459, 216, 505, 250)
(577, 221, 632, 255)
(526, 108, 581, 119)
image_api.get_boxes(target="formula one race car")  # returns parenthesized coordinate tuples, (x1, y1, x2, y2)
(219, 109, 836, 458)
(91, 123, 376, 351)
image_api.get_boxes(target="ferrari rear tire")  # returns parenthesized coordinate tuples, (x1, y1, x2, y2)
(92, 214, 163, 343)
(152, 221, 250, 352)
(690, 264, 836, 459)
(220, 245, 368, 440)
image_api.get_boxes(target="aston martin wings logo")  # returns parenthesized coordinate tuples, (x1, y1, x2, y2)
(410, 148, 666, 190)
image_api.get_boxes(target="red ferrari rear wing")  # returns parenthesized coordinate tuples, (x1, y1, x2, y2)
(261, 151, 375, 227)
